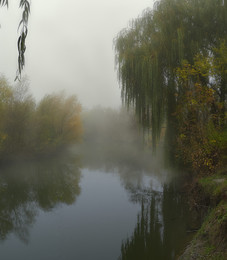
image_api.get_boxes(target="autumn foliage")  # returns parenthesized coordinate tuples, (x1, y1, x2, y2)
(0, 76, 82, 158)
(175, 49, 227, 174)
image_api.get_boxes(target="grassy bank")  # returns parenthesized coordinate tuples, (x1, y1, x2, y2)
(178, 169, 227, 260)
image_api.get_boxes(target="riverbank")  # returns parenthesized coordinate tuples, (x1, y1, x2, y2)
(178, 167, 227, 260)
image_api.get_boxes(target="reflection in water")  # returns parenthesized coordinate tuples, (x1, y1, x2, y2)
(0, 109, 196, 259)
(119, 183, 192, 260)
(72, 136, 194, 259)
(0, 143, 194, 259)
(0, 154, 81, 243)
(75, 140, 193, 259)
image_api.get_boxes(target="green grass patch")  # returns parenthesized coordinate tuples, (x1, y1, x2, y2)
(198, 174, 227, 202)
(179, 202, 227, 259)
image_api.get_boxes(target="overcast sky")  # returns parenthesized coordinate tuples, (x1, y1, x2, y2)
(0, 0, 153, 108)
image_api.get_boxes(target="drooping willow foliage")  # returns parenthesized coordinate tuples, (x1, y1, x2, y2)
(114, 0, 227, 148)
(0, 0, 30, 79)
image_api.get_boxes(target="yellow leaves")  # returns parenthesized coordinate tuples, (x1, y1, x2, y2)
(0, 76, 83, 156)
(176, 55, 212, 83)
(177, 42, 227, 86)
(36, 92, 83, 150)
(194, 54, 212, 77)
(176, 43, 226, 88)
(213, 41, 227, 73)
(204, 158, 213, 169)
(190, 99, 197, 105)
(0, 132, 7, 142)
(179, 133, 186, 139)
(175, 51, 226, 174)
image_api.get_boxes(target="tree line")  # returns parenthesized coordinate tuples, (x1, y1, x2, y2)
(0, 76, 82, 159)
(115, 0, 227, 174)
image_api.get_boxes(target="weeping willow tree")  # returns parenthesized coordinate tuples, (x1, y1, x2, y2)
(114, 0, 227, 149)
(0, 0, 30, 79)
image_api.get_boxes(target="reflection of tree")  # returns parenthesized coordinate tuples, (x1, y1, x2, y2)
(31, 158, 81, 210)
(119, 183, 193, 260)
(0, 154, 81, 243)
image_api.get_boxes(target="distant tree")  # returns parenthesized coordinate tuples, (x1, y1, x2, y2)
(5, 77, 35, 153)
(0, 77, 35, 155)
(0, 0, 30, 79)
(0, 77, 13, 153)
(36, 92, 83, 153)
(0, 76, 83, 158)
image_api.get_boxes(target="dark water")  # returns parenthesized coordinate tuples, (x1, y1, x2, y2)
(0, 147, 193, 260)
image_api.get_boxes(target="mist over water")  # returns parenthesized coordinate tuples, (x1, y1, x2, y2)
(0, 107, 194, 260)
(1, 0, 221, 258)
(76, 107, 169, 175)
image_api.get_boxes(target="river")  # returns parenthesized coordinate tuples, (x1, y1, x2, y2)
(0, 144, 194, 260)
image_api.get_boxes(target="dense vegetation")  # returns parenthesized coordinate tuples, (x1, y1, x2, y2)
(0, 76, 82, 159)
(115, 0, 227, 174)
(115, 1, 227, 258)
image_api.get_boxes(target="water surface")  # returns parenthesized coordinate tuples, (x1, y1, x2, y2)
(0, 148, 193, 260)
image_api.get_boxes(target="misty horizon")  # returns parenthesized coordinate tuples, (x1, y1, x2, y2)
(0, 0, 154, 109)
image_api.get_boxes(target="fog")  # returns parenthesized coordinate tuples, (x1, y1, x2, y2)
(0, 0, 153, 108)
(71, 107, 172, 185)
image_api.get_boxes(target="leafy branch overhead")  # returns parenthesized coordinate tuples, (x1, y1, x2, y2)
(0, 0, 30, 80)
